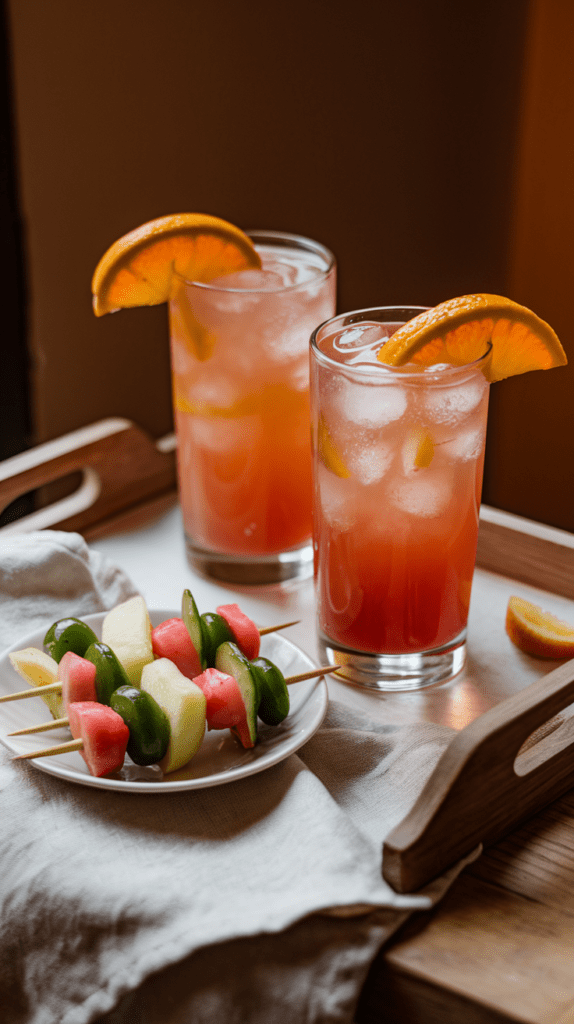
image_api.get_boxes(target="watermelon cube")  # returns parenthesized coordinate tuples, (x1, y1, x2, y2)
(58, 651, 97, 712)
(151, 618, 202, 679)
(193, 668, 246, 732)
(68, 702, 129, 777)
(215, 604, 260, 660)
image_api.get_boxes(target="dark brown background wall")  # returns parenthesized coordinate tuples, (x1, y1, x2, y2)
(6, 0, 572, 530)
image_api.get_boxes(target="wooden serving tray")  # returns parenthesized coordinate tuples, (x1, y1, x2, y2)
(3, 420, 574, 904)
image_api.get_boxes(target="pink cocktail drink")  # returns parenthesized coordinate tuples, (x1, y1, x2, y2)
(170, 230, 336, 583)
(310, 307, 491, 689)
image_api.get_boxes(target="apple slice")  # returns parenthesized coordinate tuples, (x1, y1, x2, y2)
(140, 658, 206, 773)
(8, 647, 65, 719)
(101, 595, 154, 685)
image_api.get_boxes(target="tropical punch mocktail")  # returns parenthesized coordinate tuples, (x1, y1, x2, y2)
(91, 215, 335, 585)
(311, 307, 490, 689)
(310, 297, 566, 690)
(170, 231, 335, 581)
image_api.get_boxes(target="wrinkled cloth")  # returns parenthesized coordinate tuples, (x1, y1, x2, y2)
(0, 531, 472, 1024)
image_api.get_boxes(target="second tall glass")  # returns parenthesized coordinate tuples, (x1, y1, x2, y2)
(311, 307, 491, 690)
(170, 230, 336, 584)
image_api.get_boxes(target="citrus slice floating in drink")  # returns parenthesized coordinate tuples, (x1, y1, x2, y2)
(317, 415, 350, 478)
(505, 596, 574, 659)
(377, 294, 567, 382)
(92, 213, 261, 316)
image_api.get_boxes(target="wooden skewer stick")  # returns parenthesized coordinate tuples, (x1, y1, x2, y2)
(258, 619, 300, 636)
(8, 717, 69, 736)
(12, 738, 83, 761)
(286, 666, 337, 684)
(0, 681, 63, 703)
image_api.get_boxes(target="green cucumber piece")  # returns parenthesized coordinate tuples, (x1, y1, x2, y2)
(250, 657, 290, 726)
(44, 617, 98, 663)
(84, 641, 131, 705)
(215, 641, 260, 747)
(110, 685, 170, 766)
(200, 612, 234, 665)
(182, 589, 210, 669)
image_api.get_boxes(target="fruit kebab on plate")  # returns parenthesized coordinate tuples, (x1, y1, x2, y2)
(4, 593, 334, 778)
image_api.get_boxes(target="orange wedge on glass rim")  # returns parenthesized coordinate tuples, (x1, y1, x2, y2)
(506, 596, 574, 659)
(377, 293, 567, 382)
(91, 213, 261, 316)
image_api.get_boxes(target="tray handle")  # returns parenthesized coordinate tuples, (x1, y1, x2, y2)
(0, 418, 177, 538)
(383, 657, 574, 893)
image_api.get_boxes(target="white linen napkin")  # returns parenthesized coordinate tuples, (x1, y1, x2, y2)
(0, 531, 475, 1024)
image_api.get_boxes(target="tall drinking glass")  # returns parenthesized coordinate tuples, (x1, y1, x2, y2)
(169, 230, 336, 584)
(310, 307, 491, 690)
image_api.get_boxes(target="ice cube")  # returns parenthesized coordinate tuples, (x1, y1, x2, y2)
(318, 468, 356, 530)
(191, 415, 259, 453)
(187, 373, 241, 410)
(336, 380, 407, 428)
(346, 442, 394, 485)
(209, 267, 291, 291)
(390, 472, 453, 517)
(333, 322, 389, 354)
(424, 378, 486, 424)
(442, 426, 485, 461)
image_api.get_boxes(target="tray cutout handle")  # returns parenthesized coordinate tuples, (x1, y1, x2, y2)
(383, 658, 574, 894)
(0, 418, 177, 537)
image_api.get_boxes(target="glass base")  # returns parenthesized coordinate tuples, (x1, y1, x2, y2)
(185, 535, 314, 585)
(317, 628, 467, 692)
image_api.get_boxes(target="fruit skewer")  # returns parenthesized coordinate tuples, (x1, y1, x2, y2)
(11, 658, 335, 771)
(5, 664, 335, 728)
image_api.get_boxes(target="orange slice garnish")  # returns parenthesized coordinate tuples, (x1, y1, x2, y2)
(92, 213, 261, 316)
(377, 294, 567, 382)
(505, 596, 574, 659)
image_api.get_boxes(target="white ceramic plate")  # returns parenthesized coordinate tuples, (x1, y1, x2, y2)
(0, 610, 328, 793)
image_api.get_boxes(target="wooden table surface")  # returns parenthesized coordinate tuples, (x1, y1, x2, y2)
(358, 791, 574, 1023)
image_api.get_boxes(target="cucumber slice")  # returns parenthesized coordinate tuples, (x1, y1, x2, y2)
(111, 685, 170, 766)
(200, 612, 234, 665)
(84, 642, 131, 705)
(250, 657, 290, 726)
(44, 617, 98, 663)
(215, 641, 260, 747)
(182, 590, 210, 669)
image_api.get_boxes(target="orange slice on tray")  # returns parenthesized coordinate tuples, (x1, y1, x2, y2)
(377, 294, 567, 382)
(505, 596, 574, 659)
(92, 213, 261, 316)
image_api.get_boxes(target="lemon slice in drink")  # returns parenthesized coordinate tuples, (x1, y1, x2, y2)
(506, 596, 574, 659)
(377, 294, 567, 382)
(92, 213, 261, 316)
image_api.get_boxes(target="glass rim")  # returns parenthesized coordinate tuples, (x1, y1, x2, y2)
(173, 228, 336, 294)
(310, 305, 493, 382)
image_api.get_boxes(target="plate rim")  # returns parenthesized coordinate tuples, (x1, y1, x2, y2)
(0, 609, 329, 793)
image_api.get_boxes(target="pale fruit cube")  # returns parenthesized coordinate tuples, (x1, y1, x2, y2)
(141, 658, 206, 773)
(101, 596, 154, 686)
(8, 647, 65, 719)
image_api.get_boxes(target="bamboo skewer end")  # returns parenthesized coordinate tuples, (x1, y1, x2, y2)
(12, 738, 83, 760)
(258, 620, 300, 636)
